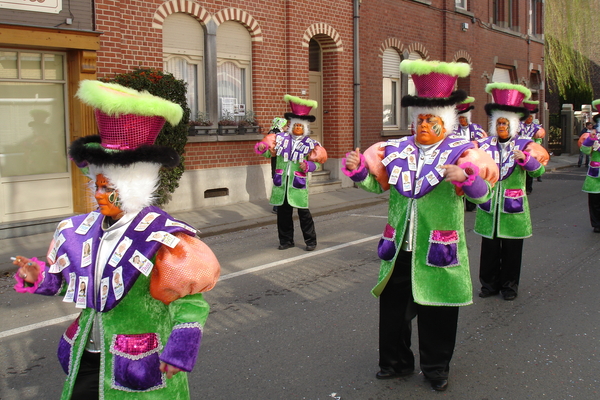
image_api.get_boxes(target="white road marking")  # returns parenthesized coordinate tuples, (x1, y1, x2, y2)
(0, 313, 80, 339)
(350, 214, 387, 218)
(0, 235, 380, 338)
(220, 234, 379, 281)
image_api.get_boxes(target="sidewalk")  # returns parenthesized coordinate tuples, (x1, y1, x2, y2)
(0, 152, 579, 275)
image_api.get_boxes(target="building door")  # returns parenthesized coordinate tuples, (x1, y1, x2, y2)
(0, 49, 73, 223)
(308, 71, 323, 145)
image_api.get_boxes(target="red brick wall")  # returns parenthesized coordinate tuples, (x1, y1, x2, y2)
(94, 0, 355, 170)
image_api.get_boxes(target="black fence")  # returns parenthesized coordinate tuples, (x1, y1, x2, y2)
(548, 113, 565, 155)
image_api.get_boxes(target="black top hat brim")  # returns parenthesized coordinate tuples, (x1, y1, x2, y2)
(285, 112, 316, 123)
(484, 103, 530, 121)
(457, 105, 475, 115)
(69, 135, 180, 169)
(401, 90, 468, 108)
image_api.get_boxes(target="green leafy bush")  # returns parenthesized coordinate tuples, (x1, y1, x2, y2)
(100, 68, 189, 207)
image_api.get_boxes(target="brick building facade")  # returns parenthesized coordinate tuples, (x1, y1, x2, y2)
(0, 0, 544, 236)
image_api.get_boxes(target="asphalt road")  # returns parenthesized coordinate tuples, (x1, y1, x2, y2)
(1, 166, 598, 400)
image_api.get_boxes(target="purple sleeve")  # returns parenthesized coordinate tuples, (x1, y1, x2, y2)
(461, 176, 489, 200)
(582, 136, 596, 147)
(341, 153, 369, 182)
(159, 322, 202, 372)
(304, 161, 317, 173)
(515, 150, 542, 171)
(14, 259, 64, 296)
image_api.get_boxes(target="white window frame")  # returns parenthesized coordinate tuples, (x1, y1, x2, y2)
(164, 54, 205, 121)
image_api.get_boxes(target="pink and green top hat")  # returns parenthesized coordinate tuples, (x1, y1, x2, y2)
(284, 94, 318, 122)
(484, 82, 531, 121)
(522, 100, 539, 114)
(400, 60, 471, 108)
(591, 99, 600, 122)
(456, 96, 475, 114)
(70, 80, 184, 170)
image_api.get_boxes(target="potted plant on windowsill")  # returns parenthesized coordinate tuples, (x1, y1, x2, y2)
(188, 111, 216, 136)
(217, 111, 238, 135)
(237, 110, 261, 135)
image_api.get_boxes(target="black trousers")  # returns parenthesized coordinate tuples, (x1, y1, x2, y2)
(525, 174, 533, 193)
(588, 193, 600, 228)
(71, 351, 100, 399)
(479, 236, 524, 294)
(276, 195, 316, 246)
(379, 251, 459, 380)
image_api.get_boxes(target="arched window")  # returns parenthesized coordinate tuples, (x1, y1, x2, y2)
(217, 21, 252, 120)
(382, 48, 401, 129)
(163, 13, 205, 121)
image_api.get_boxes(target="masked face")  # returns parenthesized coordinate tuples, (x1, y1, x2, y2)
(416, 114, 446, 145)
(524, 115, 533, 124)
(496, 117, 511, 140)
(292, 123, 305, 136)
(459, 116, 469, 127)
(94, 174, 123, 219)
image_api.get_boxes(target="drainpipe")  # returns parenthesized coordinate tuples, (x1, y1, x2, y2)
(353, 0, 360, 149)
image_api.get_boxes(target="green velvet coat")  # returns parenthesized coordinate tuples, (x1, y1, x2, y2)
(474, 163, 544, 239)
(60, 274, 209, 400)
(358, 175, 491, 306)
(581, 143, 600, 193)
(265, 153, 320, 209)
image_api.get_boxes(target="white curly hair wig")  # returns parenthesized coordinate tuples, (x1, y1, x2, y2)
(88, 162, 160, 214)
(488, 110, 521, 138)
(287, 117, 311, 137)
(410, 105, 458, 136)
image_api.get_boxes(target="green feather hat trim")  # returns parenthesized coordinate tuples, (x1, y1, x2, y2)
(485, 82, 532, 99)
(283, 94, 318, 109)
(76, 80, 183, 126)
(400, 60, 471, 77)
(460, 96, 475, 104)
(592, 99, 600, 108)
(523, 100, 539, 105)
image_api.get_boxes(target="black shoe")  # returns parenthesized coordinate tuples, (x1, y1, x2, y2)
(430, 379, 448, 391)
(278, 242, 294, 250)
(502, 290, 518, 301)
(272, 206, 278, 214)
(594, 227, 600, 233)
(537, 177, 542, 182)
(526, 189, 532, 195)
(479, 290, 499, 298)
(375, 368, 413, 380)
(305, 244, 316, 251)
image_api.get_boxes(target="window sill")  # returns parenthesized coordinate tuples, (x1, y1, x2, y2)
(187, 134, 264, 143)
(491, 24, 523, 37)
(410, 0, 432, 5)
(455, 8, 474, 18)
(381, 129, 412, 138)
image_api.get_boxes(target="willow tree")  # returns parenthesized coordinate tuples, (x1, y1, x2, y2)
(545, 0, 597, 105)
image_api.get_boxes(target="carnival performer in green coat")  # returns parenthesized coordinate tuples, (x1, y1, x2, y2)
(13, 80, 221, 400)
(343, 60, 498, 391)
(255, 95, 327, 251)
(474, 83, 549, 301)
(580, 99, 600, 233)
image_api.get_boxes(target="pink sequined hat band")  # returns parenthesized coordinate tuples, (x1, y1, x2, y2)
(491, 89, 526, 108)
(95, 110, 166, 150)
(411, 72, 459, 98)
(456, 102, 472, 112)
(289, 102, 314, 116)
